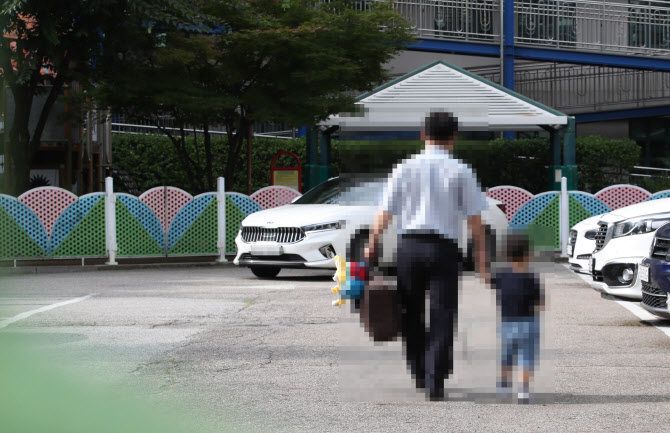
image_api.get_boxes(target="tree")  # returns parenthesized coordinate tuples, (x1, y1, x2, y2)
(0, 0, 202, 195)
(96, 0, 413, 193)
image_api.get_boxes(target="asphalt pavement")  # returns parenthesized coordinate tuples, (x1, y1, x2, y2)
(2, 263, 670, 432)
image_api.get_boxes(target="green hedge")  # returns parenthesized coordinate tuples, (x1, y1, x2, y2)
(113, 133, 652, 196)
(454, 136, 642, 194)
(454, 138, 551, 194)
(576, 135, 640, 192)
(112, 134, 320, 194)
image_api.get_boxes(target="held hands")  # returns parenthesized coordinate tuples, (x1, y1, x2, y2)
(476, 255, 491, 284)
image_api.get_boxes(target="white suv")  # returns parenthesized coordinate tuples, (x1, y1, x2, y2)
(590, 198, 670, 300)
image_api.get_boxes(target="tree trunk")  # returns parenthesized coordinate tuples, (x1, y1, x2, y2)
(5, 75, 66, 196)
(6, 86, 35, 196)
(224, 118, 246, 192)
(156, 122, 202, 194)
(203, 123, 214, 191)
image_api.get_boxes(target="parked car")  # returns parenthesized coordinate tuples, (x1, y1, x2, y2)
(567, 215, 601, 274)
(234, 176, 508, 278)
(640, 223, 670, 319)
(589, 198, 670, 300)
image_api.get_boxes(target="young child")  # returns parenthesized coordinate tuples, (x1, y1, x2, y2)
(492, 233, 544, 404)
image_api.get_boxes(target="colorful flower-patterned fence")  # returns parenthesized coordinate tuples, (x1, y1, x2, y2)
(487, 184, 670, 249)
(3, 179, 668, 261)
(0, 179, 301, 261)
(0, 188, 106, 259)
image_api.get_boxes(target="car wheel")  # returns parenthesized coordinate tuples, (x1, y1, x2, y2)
(250, 266, 281, 278)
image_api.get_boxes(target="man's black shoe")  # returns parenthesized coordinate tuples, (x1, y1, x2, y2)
(427, 388, 444, 401)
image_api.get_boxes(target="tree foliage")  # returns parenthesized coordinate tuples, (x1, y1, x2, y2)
(0, 0, 203, 194)
(95, 0, 413, 193)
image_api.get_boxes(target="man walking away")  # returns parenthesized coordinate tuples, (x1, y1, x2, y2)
(365, 111, 489, 401)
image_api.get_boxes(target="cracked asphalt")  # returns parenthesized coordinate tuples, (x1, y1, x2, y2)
(2, 263, 670, 432)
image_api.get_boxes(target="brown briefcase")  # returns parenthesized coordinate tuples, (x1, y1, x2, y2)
(360, 272, 402, 342)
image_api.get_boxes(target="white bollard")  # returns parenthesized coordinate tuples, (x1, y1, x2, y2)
(216, 177, 228, 263)
(559, 176, 569, 257)
(104, 177, 118, 265)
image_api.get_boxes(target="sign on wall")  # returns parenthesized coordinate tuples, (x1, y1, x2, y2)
(270, 151, 302, 192)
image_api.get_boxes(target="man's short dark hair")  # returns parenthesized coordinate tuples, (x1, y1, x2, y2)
(424, 112, 458, 141)
(506, 232, 531, 262)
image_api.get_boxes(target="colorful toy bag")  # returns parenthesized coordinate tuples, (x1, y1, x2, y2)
(331, 256, 368, 306)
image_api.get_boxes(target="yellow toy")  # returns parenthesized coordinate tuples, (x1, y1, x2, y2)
(330, 255, 369, 306)
(331, 255, 347, 306)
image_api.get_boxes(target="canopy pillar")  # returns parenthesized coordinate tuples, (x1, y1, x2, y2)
(547, 117, 577, 191)
(304, 126, 337, 191)
(562, 117, 578, 190)
(304, 126, 319, 191)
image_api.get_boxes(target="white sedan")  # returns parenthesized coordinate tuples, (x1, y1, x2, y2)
(234, 177, 508, 278)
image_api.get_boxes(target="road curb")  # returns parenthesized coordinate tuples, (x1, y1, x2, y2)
(0, 260, 237, 275)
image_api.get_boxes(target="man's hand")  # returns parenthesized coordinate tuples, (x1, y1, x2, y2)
(366, 210, 392, 264)
(364, 243, 377, 263)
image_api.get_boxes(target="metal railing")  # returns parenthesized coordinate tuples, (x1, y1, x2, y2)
(514, 0, 670, 55)
(469, 62, 670, 113)
(392, 0, 500, 42)
(111, 115, 296, 138)
(387, 0, 670, 57)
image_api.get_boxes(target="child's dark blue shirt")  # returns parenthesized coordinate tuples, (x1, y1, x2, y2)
(492, 268, 543, 319)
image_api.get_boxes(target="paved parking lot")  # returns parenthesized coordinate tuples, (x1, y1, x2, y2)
(2, 262, 670, 432)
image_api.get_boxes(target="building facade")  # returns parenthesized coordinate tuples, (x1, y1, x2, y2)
(381, 0, 670, 169)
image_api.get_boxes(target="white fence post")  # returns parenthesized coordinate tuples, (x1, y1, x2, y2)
(559, 176, 569, 257)
(216, 177, 228, 263)
(105, 177, 118, 265)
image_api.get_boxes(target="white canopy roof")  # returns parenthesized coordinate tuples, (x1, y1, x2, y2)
(323, 61, 568, 132)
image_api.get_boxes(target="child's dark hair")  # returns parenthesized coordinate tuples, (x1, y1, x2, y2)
(424, 112, 458, 140)
(506, 232, 531, 262)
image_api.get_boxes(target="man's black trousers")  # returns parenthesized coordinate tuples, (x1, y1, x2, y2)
(397, 234, 460, 397)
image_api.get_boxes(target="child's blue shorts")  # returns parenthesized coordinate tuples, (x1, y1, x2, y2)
(500, 317, 539, 369)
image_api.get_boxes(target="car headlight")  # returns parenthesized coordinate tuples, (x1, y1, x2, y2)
(301, 221, 341, 233)
(612, 214, 670, 238)
(584, 229, 597, 240)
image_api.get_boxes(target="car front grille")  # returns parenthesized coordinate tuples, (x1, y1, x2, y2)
(651, 237, 670, 259)
(594, 224, 608, 252)
(569, 230, 578, 258)
(239, 253, 305, 262)
(241, 227, 305, 244)
(642, 281, 667, 309)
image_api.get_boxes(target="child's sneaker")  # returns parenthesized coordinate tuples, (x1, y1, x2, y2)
(517, 391, 530, 404)
(496, 382, 512, 401)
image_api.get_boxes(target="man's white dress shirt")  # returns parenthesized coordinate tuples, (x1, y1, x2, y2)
(381, 146, 488, 240)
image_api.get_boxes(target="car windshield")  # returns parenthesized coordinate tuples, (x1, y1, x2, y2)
(293, 177, 386, 206)
(293, 178, 341, 204)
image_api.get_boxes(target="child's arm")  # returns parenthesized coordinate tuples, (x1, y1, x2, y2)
(534, 274, 545, 312)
